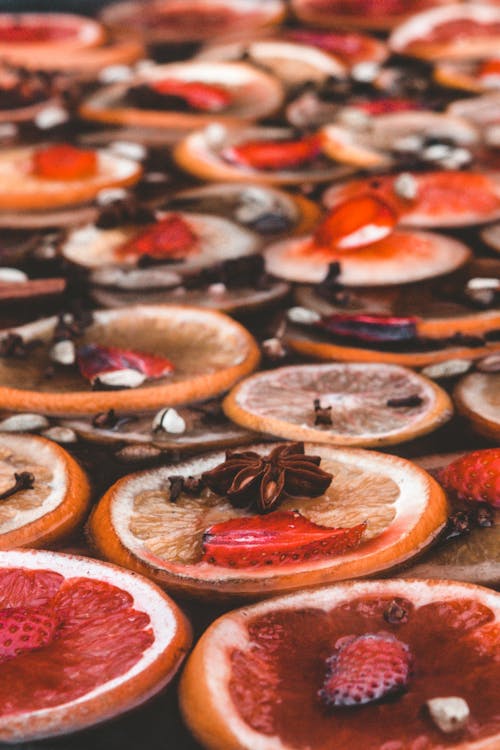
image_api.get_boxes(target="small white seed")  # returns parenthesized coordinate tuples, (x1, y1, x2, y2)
(208, 282, 227, 296)
(0, 413, 50, 432)
(422, 143, 452, 161)
(394, 172, 418, 200)
(426, 697, 470, 734)
(42, 426, 78, 444)
(50, 339, 76, 366)
(422, 359, 472, 380)
(96, 369, 146, 388)
(99, 64, 134, 83)
(337, 106, 370, 130)
(394, 135, 424, 154)
(34, 105, 68, 129)
(152, 407, 186, 434)
(287, 306, 321, 325)
(0, 268, 28, 283)
(466, 277, 499, 291)
(110, 141, 147, 161)
(205, 122, 227, 148)
(351, 61, 380, 83)
(96, 187, 129, 205)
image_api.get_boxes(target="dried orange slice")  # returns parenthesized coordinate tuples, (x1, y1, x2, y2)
(80, 62, 284, 131)
(0, 433, 89, 550)
(174, 126, 354, 185)
(0, 145, 141, 212)
(223, 363, 452, 447)
(88, 442, 447, 598)
(435, 58, 500, 94)
(180, 579, 500, 750)
(323, 171, 500, 228)
(291, 0, 454, 30)
(0, 305, 260, 416)
(101, 0, 285, 44)
(389, 3, 500, 61)
(25, 39, 145, 78)
(454, 371, 500, 441)
(0, 548, 190, 742)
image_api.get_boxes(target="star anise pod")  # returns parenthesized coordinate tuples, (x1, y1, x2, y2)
(202, 442, 333, 514)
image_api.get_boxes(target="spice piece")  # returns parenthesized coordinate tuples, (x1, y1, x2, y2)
(0, 472, 35, 500)
(443, 510, 473, 540)
(314, 398, 333, 426)
(202, 442, 333, 514)
(168, 476, 184, 503)
(383, 599, 410, 625)
(386, 395, 423, 408)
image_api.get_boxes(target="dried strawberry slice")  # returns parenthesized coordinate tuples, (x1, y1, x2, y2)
(116, 215, 198, 260)
(202, 510, 366, 568)
(224, 135, 321, 171)
(437, 449, 500, 509)
(150, 79, 232, 112)
(314, 195, 398, 251)
(77, 344, 174, 384)
(478, 59, 500, 83)
(0, 606, 58, 663)
(357, 98, 421, 115)
(33, 144, 98, 181)
(318, 314, 419, 343)
(0, 23, 75, 43)
(319, 632, 412, 707)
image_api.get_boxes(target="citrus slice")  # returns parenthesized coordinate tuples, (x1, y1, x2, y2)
(291, 0, 454, 31)
(293, 257, 500, 346)
(321, 112, 478, 168)
(223, 363, 453, 447)
(165, 183, 321, 237)
(101, 0, 285, 44)
(323, 171, 500, 228)
(88, 442, 447, 598)
(434, 58, 500, 94)
(0, 13, 105, 65)
(400, 451, 499, 585)
(60, 212, 260, 271)
(0, 548, 190, 742)
(80, 62, 284, 130)
(0, 305, 260, 415)
(23, 39, 145, 78)
(174, 126, 354, 185)
(196, 39, 347, 88)
(180, 578, 500, 750)
(0, 433, 89, 550)
(0, 145, 141, 212)
(389, 3, 500, 61)
(454, 372, 500, 441)
(263, 229, 470, 286)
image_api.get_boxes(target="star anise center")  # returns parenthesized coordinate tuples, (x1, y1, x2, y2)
(202, 442, 333, 513)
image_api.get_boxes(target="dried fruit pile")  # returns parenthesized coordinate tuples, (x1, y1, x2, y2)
(0, 2, 497, 749)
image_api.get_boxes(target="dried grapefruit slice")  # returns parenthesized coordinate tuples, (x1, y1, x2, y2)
(263, 229, 470, 285)
(291, 0, 454, 30)
(88, 442, 447, 598)
(0, 145, 141, 212)
(0, 548, 190, 742)
(0, 433, 89, 550)
(0, 306, 260, 415)
(80, 62, 284, 131)
(174, 126, 353, 185)
(223, 364, 452, 447)
(101, 0, 285, 44)
(323, 171, 500, 228)
(389, 3, 500, 61)
(454, 372, 500, 441)
(180, 579, 500, 750)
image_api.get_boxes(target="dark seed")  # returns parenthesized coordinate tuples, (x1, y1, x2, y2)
(167, 476, 184, 502)
(386, 395, 423, 408)
(383, 599, 409, 625)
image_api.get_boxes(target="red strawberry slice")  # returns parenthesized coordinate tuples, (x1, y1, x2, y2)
(286, 29, 366, 56)
(223, 135, 321, 171)
(150, 79, 232, 112)
(116, 215, 198, 261)
(357, 98, 421, 116)
(33, 143, 98, 181)
(314, 195, 398, 251)
(319, 632, 412, 707)
(77, 344, 174, 384)
(437, 449, 500, 509)
(0, 23, 75, 43)
(318, 314, 418, 343)
(478, 59, 500, 83)
(202, 510, 366, 568)
(0, 606, 58, 663)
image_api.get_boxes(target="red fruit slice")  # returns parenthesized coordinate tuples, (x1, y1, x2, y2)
(202, 511, 366, 568)
(319, 632, 411, 707)
(314, 195, 398, 251)
(479, 58, 500, 83)
(116, 215, 198, 261)
(150, 79, 232, 112)
(323, 171, 500, 228)
(0, 13, 104, 50)
(437, 449, 500, 509)
(224, 135, 321, 171)
(0, 24, 74, 43)
(318, 314, 418, 343)
(33, 144, 98, 181)
(357, 98, 421, 115)
(291, 0, 452, 31)
(77, 344, 174, 384)
(0, 606, 58, 663)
